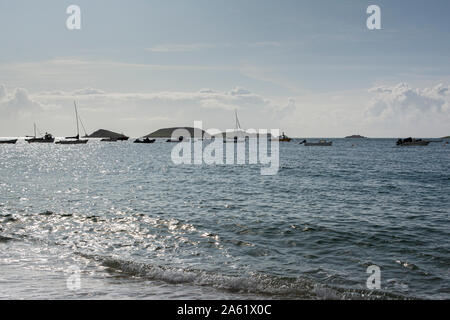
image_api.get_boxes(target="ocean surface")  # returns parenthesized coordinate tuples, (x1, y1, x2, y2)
(0, 138, 449, 300)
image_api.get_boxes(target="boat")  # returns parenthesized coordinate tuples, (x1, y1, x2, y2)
(300, 139, 332, 146)
(26, 123, 55, 143)
(223, 110, 247, 143)
(101, 137, 118, 142)
(277, 132, 292, 142)
(0, 139, 18, 144)
(396, 138, 429, 146)
(55, 101, 88, 145)
(166, 136, 184, 143)
(134, 138, 156, 144)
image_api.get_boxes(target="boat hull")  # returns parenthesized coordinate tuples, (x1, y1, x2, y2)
(55, 140, 88, 145)
(134, 139, 155, 144)
(304, 142, 332, 146)
(398, 141, 430, 146)
(26, 138, 55, 143)
(0, 139, 18, 144)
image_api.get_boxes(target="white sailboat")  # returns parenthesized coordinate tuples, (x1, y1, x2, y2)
(55, 101, 88, 145)
(223, 110, 247, 143)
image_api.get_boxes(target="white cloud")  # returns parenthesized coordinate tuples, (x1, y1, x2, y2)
(367, 83, 450, 117)
(364, 83, 450, 136)
(73, 88, 106, 95)
(0, 84, 6, 100)
(0, 86, 43, 116)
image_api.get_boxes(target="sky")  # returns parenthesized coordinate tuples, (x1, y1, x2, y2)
(0, 0, 449, 137)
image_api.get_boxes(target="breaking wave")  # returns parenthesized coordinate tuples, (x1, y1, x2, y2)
(80, 253, 412, 300)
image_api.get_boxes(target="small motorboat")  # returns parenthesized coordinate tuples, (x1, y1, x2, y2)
(134, 138, 155, 144)
(277, 132, 292, 142)
(300, 139, 332, 146)
(396, 138, 430, 146)
(101, 137, 118, 142)
(0, 139, 18, 144)
(166, 136, 184, 143)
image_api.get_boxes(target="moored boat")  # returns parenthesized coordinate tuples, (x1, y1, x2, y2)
(0, 139, 18, 144)
(134, 138, 156, 144)
(101, 137, 118, 142)
(396, 138, 429, 146)
(55, 101, 88, 145)
(26, 124, 55, 143)
(166, 136, 184, 143)
(300, 139, 332, 146)
(277, 132, 292, 142)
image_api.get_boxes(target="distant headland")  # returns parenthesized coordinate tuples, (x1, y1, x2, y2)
(345, 134, 367, 139)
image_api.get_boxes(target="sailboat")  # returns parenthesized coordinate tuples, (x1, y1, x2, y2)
(223, 110, 247, 143)
(26, 123, 55, 143)
(55, 101, 88, 145)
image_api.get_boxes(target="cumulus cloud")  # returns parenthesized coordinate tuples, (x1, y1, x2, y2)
(276, 98, 297, 119)
(0, 87, 43, 115)
(367, 83, 450, 118)
(364, 83, 450, 136)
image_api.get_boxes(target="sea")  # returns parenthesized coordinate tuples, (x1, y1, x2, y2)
(0, 138, 449, 299)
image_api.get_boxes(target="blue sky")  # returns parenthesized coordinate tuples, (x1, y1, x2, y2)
(1, 0, 449, 137)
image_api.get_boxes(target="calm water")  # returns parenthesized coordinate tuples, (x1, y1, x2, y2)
(0, 138, 449, 299)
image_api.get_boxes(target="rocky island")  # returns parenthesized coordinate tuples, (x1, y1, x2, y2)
(85, 129, 129, 140)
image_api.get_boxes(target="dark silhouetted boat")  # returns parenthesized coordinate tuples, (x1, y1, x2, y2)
(396, 138, 430, 146)
(0, 139, 17, 144)
(55, 101, 88, 145)
(26, 123, 55, 143)
(166, 136, 184, 143)
(101, 137, 118, 142)
(134, 138, 156, 144)
(277, 132, 292, 142)
(300, 139, 332, 146)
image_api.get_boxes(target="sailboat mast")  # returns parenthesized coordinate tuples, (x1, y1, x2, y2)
(235, 110, 241, 130)
(74, 101, 80, 139)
